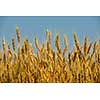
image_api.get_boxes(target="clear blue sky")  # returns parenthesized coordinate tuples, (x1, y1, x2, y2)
(0, 16, 100, 51)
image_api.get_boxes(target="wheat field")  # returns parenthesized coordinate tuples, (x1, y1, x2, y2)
(0, 26, 100, 83)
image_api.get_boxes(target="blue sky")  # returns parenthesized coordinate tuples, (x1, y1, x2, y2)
(0, 16, 100, 51)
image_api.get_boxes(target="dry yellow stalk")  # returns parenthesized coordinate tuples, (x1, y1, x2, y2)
(7, 45, 12, 63)
(24, 39, 29, 54)
(46, 30, 49, 40)
(0, 50, 2, 63)
(55, 34, 62, 54)
(13, 52, 17, 63)
(47, 41, 51, 53)
(16, 26, 20, 44)
(87, 42, 92, 54)
(2, 38, 6, 51)
(84, 36, 88, 56)
(35, 37, 40, 51)
(93, 41, 97, 53)
(63, 34, 68, 56)
(12, 36, 16, 52)
(73, 32, 79, 45)
(3, 52, 6, 66)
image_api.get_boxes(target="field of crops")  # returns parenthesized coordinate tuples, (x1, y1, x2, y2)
(0, 26, 100, 83)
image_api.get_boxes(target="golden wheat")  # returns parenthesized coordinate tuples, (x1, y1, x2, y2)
(0, 26, 100, 83)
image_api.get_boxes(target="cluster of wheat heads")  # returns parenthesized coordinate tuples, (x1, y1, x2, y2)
(0, 26, 100, 83)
